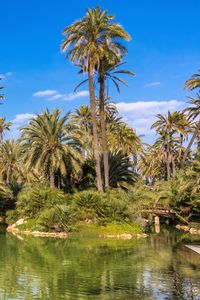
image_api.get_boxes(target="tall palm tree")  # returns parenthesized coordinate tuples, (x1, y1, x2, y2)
(0, 118, 12, 141)
(98, 58, 135, 189)
(151, 111, 188, 178)
(20, 109, 81, 189)
(154, 130, 179, 179)
(61, 6, 130, 192)
(182, 94, 200, 163)
(184, 70, 200, 91)
(75, 59, 135, 189)
(182, 70, 200, 164)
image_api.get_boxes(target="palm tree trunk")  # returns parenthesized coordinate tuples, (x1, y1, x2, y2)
(88, 63, 103, 193)
(0, 130, 3, 143)
(99, 75, 109, 189)
(50, 168, 55, 189)
(182, 120, 200, 165)
(171, 153, 176, 177)
(166, 145, 170, 180)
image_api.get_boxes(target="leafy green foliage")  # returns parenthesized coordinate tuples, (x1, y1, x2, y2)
(169, 151, 200, 216)
(37, 205, 76, 232)
(108, 152, 137, 189)
(72, 190, 131, 225)
(16, 184, 69, 218)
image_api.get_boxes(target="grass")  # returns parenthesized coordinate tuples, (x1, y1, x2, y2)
(99, 223, 143, 235)
(17, 219, 39, 231)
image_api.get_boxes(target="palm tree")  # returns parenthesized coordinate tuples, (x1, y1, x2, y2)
(182, 94, 200, 163)
(61, 6, 130, 192)
(154, 130, 179, 179)
(0, 140, 24, 184)
(182, 70, 200, 163)
(0, 118, 12, 141)
(108, 122, 142, 158)
(0, 78, 4, 100)
(107, 151, 137, 190)
(184, 70, 200, 91)
(138, 146, 164, 184)
(75, 59, 135, 189)
(98, 58, 135, 189)
(70, 105, 92, 158)
(151, 111, 188, 178)
(20, 109, 81, 189)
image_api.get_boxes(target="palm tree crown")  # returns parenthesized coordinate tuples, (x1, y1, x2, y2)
(184, 70, 200, 91)
(0, 118, 12, 141)
(0, 78, 4, 100)
(61, 6, 130, 69)
(20, 109, 81, 189)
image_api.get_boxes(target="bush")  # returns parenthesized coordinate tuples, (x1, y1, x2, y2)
(72, 190, 131, 225)
(37, 205, 76, 232)
(16, 184, 70, 218)
(9, 187, 149, 233)
(6, 209, 20, 225)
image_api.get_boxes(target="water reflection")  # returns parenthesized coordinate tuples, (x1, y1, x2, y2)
(0, 230, 199, 300)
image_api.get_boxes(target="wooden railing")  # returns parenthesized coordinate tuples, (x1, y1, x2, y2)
(141, 205, 175, 217)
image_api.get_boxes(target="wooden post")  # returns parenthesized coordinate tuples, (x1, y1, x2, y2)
(155, 215, 160, 233)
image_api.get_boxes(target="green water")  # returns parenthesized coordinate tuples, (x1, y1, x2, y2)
(0, 229, 200, 300)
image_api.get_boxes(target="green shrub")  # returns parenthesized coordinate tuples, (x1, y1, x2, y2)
(72, 190, 131, 225)
(37, 205, 77, 232)
(73, 190, 100, 209)
(6, 210, 20, 225)
(17, 184, 70, 218)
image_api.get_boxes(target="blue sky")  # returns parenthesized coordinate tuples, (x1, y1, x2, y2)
(1, 0, 200, 141)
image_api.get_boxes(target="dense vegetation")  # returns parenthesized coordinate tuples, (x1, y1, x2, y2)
(0, 7, 199, 233)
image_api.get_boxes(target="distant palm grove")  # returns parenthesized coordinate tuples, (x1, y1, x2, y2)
(0, 7, 199, 232)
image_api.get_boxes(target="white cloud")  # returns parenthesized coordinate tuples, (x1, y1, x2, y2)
(12, 113, 35, 125)
(49, 94, 63, 100)
(62, 90, 89, 101)
(116, 100, 185, 136)
(33, 90, 58, 97)
(6, 113, 35, 139)
(145, 81, 161, 88)
(0, 72, 13, 79)
(33, 89, 89, 101)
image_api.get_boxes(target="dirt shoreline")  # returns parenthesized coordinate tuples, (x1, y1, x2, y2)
(7, 225, 148, 240)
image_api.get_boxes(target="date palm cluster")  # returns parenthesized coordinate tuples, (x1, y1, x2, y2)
(0, 7, 199, 197)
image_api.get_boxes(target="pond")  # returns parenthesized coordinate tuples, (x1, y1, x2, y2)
(0, 227, 200, 300)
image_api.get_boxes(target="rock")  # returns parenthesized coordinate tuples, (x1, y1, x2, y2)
(176, 224, 200, 235)
(15, 218, 27, 226)
(182, 226, 190, 232)
(120, 234, 132, 239)
(136, 233, 148, 238)
(176, 224, 181, 230)
(190, 228, 198, 235)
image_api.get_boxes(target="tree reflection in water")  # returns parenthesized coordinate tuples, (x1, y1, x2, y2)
(0, 230, 199, 300)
